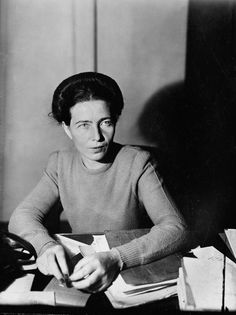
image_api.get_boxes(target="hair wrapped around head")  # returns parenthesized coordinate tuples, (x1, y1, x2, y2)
(50, 72, 124, 125)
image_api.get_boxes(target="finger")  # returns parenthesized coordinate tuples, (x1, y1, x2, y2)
(70, 263, 95, 281)
(36, 258, 50, 275)
(48, 254, 63, 280)
(73, 256, 93, 273)
(85, 275, 108, 293)
(55, 248, 69, 276)
(71, 271, 99, 290)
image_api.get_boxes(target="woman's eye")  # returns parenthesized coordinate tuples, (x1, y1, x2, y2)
(78, 123, 89, 128)
(101, 120, 113, 127)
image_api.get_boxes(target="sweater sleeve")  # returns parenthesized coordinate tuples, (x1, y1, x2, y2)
(8, 151, 60, 255)
(115, 150, 188, 268)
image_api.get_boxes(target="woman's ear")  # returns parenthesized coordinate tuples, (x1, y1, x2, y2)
(62, 122, 72, 140)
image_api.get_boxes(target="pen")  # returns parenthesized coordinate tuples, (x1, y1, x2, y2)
(59, 274, 71, 288)
(59, 245, 96, 286)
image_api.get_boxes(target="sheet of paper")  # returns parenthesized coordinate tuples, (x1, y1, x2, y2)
(183, 256, 224, 311)
(191, 245, 223, 261)
(177, 267, 190, 310)
(1, 273, 34, 293)
(225, 229, 236, 258)
(0, 291, 55, 305)
(177, 267, 196, 311)
(224, 257, 236, 311)
(0, 272, 56, 305)
(44, 276, 90, 307)
(179, 244, 236, 311)
(178, 246, 225, 311)
(106, 284, 177, 309)
(55, 234, 86, 257)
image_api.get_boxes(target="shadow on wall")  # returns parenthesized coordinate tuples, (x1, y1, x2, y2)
(185, 0, 236, 241)
(138, 79, 236, 246)
(137, 82, 197, 235)
(137, 0, 236, 246)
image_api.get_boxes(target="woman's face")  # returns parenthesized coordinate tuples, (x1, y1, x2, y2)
(63, 99, 116, 169)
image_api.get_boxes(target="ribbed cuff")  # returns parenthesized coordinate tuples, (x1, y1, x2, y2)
(30, 232, 58, 256)
(110, 247, 124, 271)
(37, 240, 59, 257)
(114, 239, 143, 269)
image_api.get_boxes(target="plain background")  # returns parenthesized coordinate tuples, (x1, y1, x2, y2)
(0, 0, 187, 221)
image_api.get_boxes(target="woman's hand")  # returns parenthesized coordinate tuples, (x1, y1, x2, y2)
(69, 249, 122, 293)
(36, 243, 69, 283)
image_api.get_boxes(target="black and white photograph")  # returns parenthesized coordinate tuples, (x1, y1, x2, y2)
(0, 0, 236, 313)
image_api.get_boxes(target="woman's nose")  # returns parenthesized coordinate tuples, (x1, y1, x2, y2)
(92, 125, 103, 141)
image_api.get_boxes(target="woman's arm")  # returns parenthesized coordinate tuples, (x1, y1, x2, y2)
(8, 174, 59, 255)
(8, 152, 60, 255)
(114, 151, 189, 268)
(8, 152, 70, 281)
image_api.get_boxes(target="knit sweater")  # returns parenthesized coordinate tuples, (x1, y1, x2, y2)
(9, 143, 187, 268)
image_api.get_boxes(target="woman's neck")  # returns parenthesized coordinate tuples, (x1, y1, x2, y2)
(81, 142, 121, 170)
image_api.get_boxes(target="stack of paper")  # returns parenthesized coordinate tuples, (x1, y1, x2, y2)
(177, 244, 236, 311)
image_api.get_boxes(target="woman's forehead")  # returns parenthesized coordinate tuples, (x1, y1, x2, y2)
(70, 100, 111, 120)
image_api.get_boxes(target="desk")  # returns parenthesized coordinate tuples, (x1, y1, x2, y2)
(0, 233, 181, 315)
(0, 297, 179, 315)
(0, 270, 180, 314)
(1, 231, 231, 314)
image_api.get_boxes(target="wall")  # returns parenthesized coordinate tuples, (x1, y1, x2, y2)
(0, 0, 188, 221)
(184, 0, 236, 237)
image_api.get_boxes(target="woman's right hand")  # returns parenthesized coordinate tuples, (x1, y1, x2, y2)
(36, 244, 69, 283)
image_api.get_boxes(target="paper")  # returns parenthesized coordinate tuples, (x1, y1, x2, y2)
(191, 245, 224, 261)
(1, 273, 34, 293)
(225, 229, 236, 258)
(0, 291, 55, 305)
(177, 267, 195, 311)
(56, 233, 177, 293)
(44, 276, 90, 307)
(56, 233, 178, 308)
(224, 257, 236, 310)
(178, 244, 236, 311)
(55, 234, 108, 257)
(0, 270, 56, 306)
(182, 256, 224, 311)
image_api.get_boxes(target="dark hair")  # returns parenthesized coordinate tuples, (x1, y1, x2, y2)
(50, 72, 124, 125)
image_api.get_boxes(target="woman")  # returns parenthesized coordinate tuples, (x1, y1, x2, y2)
(9, 72, 188, 293)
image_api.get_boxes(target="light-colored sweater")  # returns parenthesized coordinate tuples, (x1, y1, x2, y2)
(9, 143, 187, 268)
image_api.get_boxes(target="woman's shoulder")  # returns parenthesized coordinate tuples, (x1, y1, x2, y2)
(47, 147, 76, 159)
(46, 148, 78, 169)
(119, 144, 152, 158)
(116, 144, 157, 167)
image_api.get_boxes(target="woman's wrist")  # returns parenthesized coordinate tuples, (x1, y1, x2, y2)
(38, 240, 60, 257)
(110, 247, 124, 271)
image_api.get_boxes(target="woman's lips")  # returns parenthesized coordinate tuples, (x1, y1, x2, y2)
(89, 145, 106, 152)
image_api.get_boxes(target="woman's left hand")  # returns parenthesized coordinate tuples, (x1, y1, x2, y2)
(69, 249, 122, 293)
